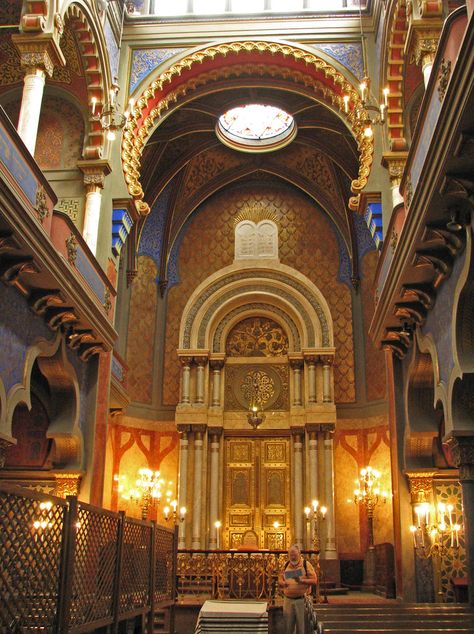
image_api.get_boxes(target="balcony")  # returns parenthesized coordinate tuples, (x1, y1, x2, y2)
(0, 106, 117, 359)
(370, 7, 474, 353)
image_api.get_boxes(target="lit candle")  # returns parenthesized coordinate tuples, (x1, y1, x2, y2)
(360, 81, 367, 102)
(454, 524, 460, 547)
(383, 87, 389, 106)
(164, 506, 170, 520)
(320, 506, 327, 517)
(343, 94, 349, 113)
(380, 103, 385, 122)
(180, 506, 187, 521)
(215, 520, 221, 549)
(410, 525, 417, 548)
(91, 96, 97, 115)
(110, 88, 116, 106)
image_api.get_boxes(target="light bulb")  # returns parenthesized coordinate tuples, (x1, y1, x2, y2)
(364, 125, 373, 138)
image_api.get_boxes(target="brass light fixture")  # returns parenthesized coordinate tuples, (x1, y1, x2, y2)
(342, 0, 389, 139)
(246, 373, 266, 430)
(90, 78, 134, 141)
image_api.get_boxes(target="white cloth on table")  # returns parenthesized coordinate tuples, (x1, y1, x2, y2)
(194, 600, 268, 634)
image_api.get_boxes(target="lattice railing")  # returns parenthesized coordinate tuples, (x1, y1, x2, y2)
(0, 484, 67, 632)
(119, 518, 153, 615)
(0, 483, 177, 634)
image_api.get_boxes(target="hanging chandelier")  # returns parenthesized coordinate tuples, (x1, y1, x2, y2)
(342, 0, 389, 139)
(91, 79, 134, 141)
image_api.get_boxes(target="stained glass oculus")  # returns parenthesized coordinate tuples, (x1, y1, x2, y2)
(216, 104, 296, 152)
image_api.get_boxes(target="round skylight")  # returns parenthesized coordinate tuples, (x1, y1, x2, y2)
(216, 104, 296, 153)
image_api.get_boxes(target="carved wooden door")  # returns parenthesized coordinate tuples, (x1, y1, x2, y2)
(224, 436, 290, 549)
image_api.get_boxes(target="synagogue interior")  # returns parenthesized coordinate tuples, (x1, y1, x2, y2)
(0, 0, 473, 631)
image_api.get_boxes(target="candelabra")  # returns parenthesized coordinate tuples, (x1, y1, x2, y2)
(353, 466, 389, 587)
(410, 502, 462, 601)
(117, 468, 174, 520)
(163, 499, 187, 525)
(304, 499, 327, 552)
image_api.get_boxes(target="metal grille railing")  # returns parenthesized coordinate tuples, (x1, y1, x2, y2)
(119, 518, 152, 615)
(154, 524, 175, 604)
(0, 485, 67, 632)
(0, 483, 177, 634)
(68, 503, 120, 629)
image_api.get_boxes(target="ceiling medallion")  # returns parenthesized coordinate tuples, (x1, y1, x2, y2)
(216, 104, 297, 153)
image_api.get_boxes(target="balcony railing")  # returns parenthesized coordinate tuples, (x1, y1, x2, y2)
(176, 549, 321, 603)
(0, 483, 177, 633)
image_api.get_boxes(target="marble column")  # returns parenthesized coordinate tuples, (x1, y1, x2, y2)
(192, 429, 204, 549)
(17, 66, 46, 155)
(178, 429, 189, 549)
(78, 161, 111, 257)
(208, 430, 221, 549)
(210, 359, 224, 407)
(308, 431, 318, 502)
(293, 432, 304, 548)
(306, 357, 317, 405)
(321, 356, 333, 403)
(194, 356, 207, 405)
(447, 433, 474, 606)
(323, 428, 337, 558)
(290, 358, 303, 406)
(179, 357, 193, 404)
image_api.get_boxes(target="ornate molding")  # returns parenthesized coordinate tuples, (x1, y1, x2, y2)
(437, 59, 452, 102)
(409, 29, 441, 67)
(54, 473, 81, 498)
(78, 160, 111, 192)
(446, 435, 474, 482)
(12, 34, 65, 77)
(405, 471, 436, 503)
(66, 233, 78, 265)
(121, 42, 374, 216)
(35, 185, 49, 223)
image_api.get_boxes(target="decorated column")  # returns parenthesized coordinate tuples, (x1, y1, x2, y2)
(191, 427, 205, 549)
(293, 431, 304, 548)
(78, 160, 111, 256)
(178, 427, 190, 549)
(321, 355, 333, 403)
(305, 356, 317, 405)
(308, 429, 318, 502)
(179, 356, 193, 405)
(323, 426, 337, 558)
(194, 355, 207, 405)
(447, 433, 474, 606)
(209, 357, 225, 407)
(290, 357, 303, 406)
(13, 35, 64, 155)
(208, 430, 222, 549)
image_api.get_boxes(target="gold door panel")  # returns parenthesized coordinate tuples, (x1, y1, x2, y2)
(224, 437, 289, 550)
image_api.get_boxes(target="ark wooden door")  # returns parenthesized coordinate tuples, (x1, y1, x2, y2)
(223, 436, 290, 549)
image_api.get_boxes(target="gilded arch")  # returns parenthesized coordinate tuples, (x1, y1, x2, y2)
(122, 39, 374, 216)
(179, 262, 334, 352)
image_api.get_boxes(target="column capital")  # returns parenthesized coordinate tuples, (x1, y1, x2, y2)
(382, 152, 409, 187)
(194, 355, 208, 367)
(177, 424, 191, 435)
(405, 470, 436, 503)
(409, 27, 442, 67)
(208, 427, 223, 440)
(445, 433, 474, 482)
(209, 354, 226, 370)
(178, 355, 194, 367)
(320, 423, 335, 436)
(12, 33, 65, 77)
(318, 354, 334, 366)
(288, 354, 304, 369)
(78, 159, 112, 192)
(192, 424, 207, 435)
(291, 427, 305, 439)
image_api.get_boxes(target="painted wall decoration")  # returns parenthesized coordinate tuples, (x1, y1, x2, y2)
(161, 183, 355, 405)
(334, 417, 393, 555)
(35, 97, 84, 170)
(314, 43, 364, 80)
(126, 256, 158, 404)
(104, 416, 179, 521)
(0, 284, 54, 394)
(129, 48, 187, 93)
